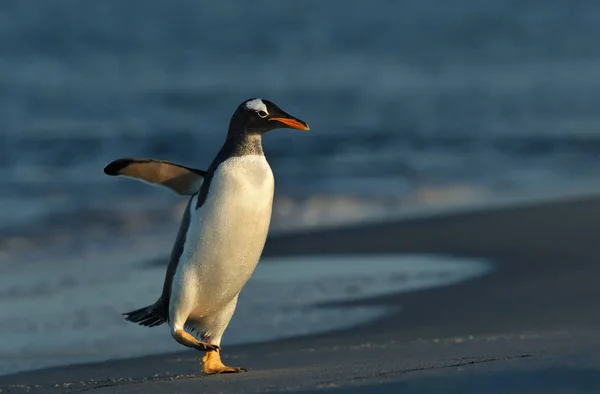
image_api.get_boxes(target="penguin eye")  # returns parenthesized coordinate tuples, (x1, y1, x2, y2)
(257, 110, 268, 118)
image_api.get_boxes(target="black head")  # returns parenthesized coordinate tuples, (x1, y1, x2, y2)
(228, 98, 309, 137)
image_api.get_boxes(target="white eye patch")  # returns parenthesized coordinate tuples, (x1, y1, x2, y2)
(245, 98, 268, 115)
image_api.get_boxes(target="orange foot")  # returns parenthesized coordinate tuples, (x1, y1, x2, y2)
(202, 349, 247, 374)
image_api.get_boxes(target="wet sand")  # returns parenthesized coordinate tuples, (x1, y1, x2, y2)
(3, 194, 600, 393)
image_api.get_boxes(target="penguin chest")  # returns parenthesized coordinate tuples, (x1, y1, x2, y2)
(180, 155, 274, 310)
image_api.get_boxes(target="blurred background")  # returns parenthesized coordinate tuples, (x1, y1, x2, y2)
(1, 0, 600, 376)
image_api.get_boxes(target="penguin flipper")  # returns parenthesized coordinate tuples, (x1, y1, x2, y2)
(104, 158, 206, 195)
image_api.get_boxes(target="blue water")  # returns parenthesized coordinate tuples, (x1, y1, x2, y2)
(0, 0, 599, 375)
(2, 0, 600, 248)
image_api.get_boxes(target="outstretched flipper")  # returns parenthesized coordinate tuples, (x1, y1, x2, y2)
(104, 158, 206, 195)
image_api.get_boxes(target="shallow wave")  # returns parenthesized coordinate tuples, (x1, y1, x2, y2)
(0, 183, 491, 265)
(0, 252, 491, 376)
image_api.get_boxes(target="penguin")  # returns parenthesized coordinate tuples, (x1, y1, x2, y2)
(103, 98, 309, 374)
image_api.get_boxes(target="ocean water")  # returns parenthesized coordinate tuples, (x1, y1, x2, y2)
(2, 0, 600, 256)
(0, 0, 599, 375)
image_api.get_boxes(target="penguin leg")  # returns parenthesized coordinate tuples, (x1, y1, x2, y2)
(200, 296, 247, 374)
(172, 328, 219, 351)
(169, 281, 218, 352)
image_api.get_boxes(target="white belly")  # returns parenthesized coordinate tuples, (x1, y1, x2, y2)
(175, 155, 274, 317)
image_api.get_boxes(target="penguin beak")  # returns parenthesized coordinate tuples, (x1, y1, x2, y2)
(269, 116, 310, 131)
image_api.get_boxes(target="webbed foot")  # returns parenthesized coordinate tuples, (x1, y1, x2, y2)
(202, 349, 247, 374)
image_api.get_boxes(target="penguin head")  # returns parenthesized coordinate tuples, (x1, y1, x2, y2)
(228, 98, 310, 136)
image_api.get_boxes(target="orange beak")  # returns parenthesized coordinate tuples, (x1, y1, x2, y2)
(269, 117, 310, 131)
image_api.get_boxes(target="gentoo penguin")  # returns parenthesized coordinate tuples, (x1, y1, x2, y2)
(103, 98, 309, 374)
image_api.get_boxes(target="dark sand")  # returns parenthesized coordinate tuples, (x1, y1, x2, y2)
(3, 195, 600, 393)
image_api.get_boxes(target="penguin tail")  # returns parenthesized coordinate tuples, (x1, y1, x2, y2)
(123, 303, 166, 327)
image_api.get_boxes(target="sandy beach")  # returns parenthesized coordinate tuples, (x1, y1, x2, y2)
(2, 193, 600, 393)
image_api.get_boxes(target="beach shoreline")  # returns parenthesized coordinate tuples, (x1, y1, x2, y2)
(3, 192, 600, 393)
